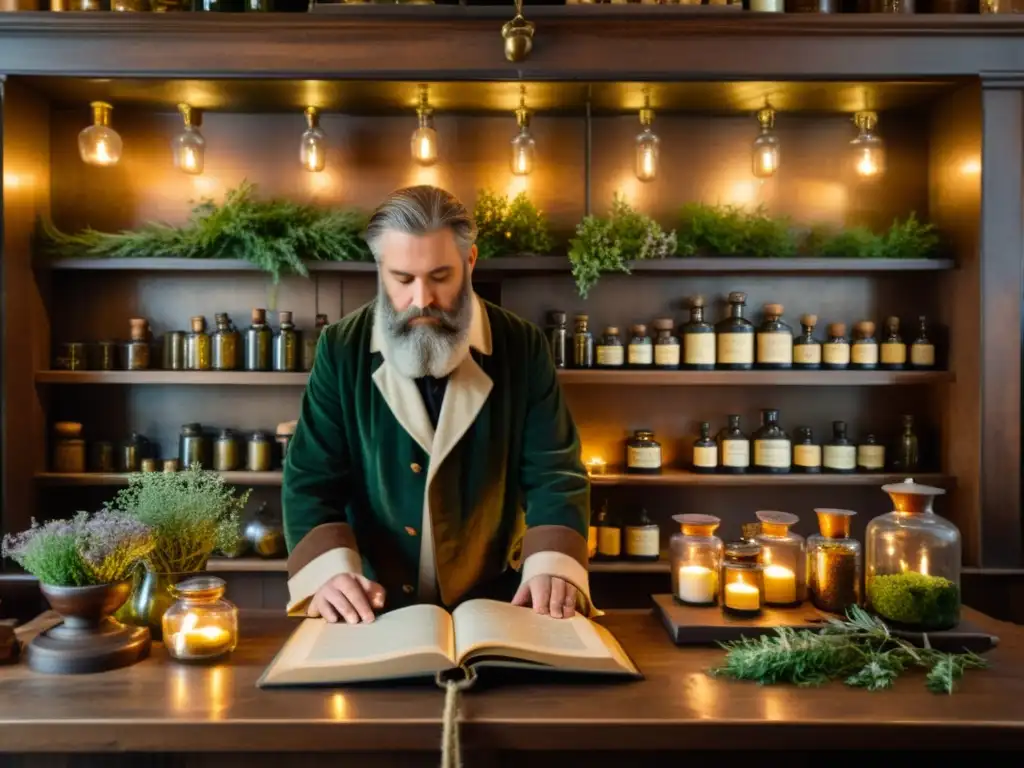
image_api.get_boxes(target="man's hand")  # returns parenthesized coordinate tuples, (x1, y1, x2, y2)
(308, 573, 386, 624)
(511, 575, 577, 619)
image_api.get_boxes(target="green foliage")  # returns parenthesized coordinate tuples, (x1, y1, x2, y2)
(866, 572, 960, 629)
(106, 465, 248, 574)
(710, 605, 985, 694)
(39, 182, 372, 283)
(473, 189, 554, 260)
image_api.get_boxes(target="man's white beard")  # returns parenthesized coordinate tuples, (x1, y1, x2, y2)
(375, 273, 474, 380)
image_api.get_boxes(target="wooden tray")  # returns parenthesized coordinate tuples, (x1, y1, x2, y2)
(651, 594, 1000, 654)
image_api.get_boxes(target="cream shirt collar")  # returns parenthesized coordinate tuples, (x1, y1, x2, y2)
(370, 293, 493, 357)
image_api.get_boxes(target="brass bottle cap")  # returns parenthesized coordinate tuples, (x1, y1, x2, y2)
(855, 320, 876, 336)
(652, 318, 674, 332)
(279, 311, 293, 324)
(728, 291, 747, 304)
(604, 326, 620, 336)
(827, 322, 847, 337)
(632, 324, 647, 335)
(815, 508, 856, 539)
(690, 295, 705, 309)
(190, 316, 206, 332)
(672, 513, 721, 537)
(881, 477, 946, 515)
(800, 313, 818, 326)
(252, 308, 266, 324)
(755, 510, 799, 537)
(763, 303, 784, 316)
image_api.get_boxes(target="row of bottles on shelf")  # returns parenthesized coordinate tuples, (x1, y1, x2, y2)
(548, 293, 938, 371)
(589, 411, 924, 475)
(50, 420, 296, 474)
(54, 310, 329, 373)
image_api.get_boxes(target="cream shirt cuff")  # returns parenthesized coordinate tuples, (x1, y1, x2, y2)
(286, 547, 363, 616)
(520, 550, 602, 618)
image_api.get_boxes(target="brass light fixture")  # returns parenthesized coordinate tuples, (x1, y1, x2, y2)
(171, 104, 206, 175)
(78, 101, 123, 167)
(300, 107, 327, 173)
(850, 110, 885, 179)
(510, 85, 536, 176)
(411, 84, 438, 166)
(501, 0, 535, 63)
(751, 105, 780, 179)
(635, 87, 659, 183)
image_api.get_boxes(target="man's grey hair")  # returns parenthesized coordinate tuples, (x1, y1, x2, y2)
(363, 185, 478, 263)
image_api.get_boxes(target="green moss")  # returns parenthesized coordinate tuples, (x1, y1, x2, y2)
(867, 571, 960, 630)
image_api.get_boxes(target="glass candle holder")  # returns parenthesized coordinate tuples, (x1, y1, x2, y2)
(162, 576, 238, 662)
(808, 508, 862, 615)
(720, 542, 764, 617)
(669, 514, 724, 606)
(754, 510, 806, 606)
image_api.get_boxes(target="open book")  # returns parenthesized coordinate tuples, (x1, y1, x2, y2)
(258, 598, 640, 687)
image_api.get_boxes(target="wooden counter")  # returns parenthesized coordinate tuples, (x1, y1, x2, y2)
(0, 608, 1021, 765)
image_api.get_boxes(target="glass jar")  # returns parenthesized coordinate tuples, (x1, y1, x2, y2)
(303, 313, 329, 372)
(865, 478, 960, 630)
(715, 291, 754, 370)
(124, 318, 152, 371)
(754, 510, 806, 606)
(120, 432, 149, 472)
(90, 440, 115, 473)
(55, 341, 88, 371)
(247, 431, 273, 471)
(682, 295, 715, 370)
(211, 313, 240, 371)
(793, 313, 821, 370)
(691, 421, 718, 474)
(910, 315, 935, 370)
(213, 428, 239, 471)
(596, 326, 625, 369)
(880, 316, 906, 370)
(273, 310, 300, 372)
(669, 514, 723, 606)
(652, 318, 680, 370)
(823, 420, 856, 474)
(717, 414, 750, 474)
(857, 434, 886, 472)
(756, 303, 793, 370)
(573, 315, 594, 369)
(52, 422, 86, 473)
(547, 311, 569, 370)
(792, 426, 822, 474)
(892, 414, 919, 472)
(720, 541, 764, 617)
(185, 315, 212, 371)
(93, 340, 117, 371)
(850, 321, 879, 370)
(593, 500, 621, 560)
(823, 322, 850, 370)
(624, 508, 660, 562)
(179, 423, 206, 470)
(753, 408, 791, 473)
(162, 576, 238, 662)
(162, 330, 186, 371)
(244, 308, 272, 372)
(625, 429, 661, 475)
(808, 508, 862, 614)
(627, 324, 653, 369)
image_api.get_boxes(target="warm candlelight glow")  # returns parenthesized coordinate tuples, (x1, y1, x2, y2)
(919, 551, 929, 576)
(855, 148, 882, 178)
(169, 612, 233, 660)
(95, 139, 112, 165)
(183, 146, 198, 172)
(585, 456, 607, 476)
(724, 580, 760, 612)
(306, 144, 318, 171)
(762, 564, 797, 605)
(676, 564, 716, 605)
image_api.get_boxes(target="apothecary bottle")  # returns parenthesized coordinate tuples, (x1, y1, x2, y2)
(792, 426, 821, 473)
(880, 316, 906, 370)
(593, 501, 621, 560)
(892, 414, 919, 471)
(626, 429, 661, 475)
(866, 479, 960, 630)
(273, 311, 300, 372)
(823, 322, 850, 370)
(823, 420, 856, 474)
(212, 313, 240, 371)
(573, 315, 594, 369)
(756, 303, 793, 369)
(753, 408, 791, 473)
(808, 508, 861, 614)
(652, 318, 680, 370)
(247, 431, 273, 471)
(720, 541, 765, 617)
(163, 330, 186, 371)
(547, 311, 568, 370)
(717, 414, 750, 474)
(857, 434, 885, 472)
(162, 576, 238, 662)
(185, 316, 212, 371)
(715, 291, 755, 370)
(691, 421, 718, 474)
(682, 296, 715, 370)
(596, 326, 625, 369)
(628, 324, 653, 369)
(669, 514, 723, 606)
(179, 423, 207, 470)
(303, 313, 328, 372)
(624, 508, 660, 562)
(213, 428, 239, 472)
(124, 318, 152, 371)
(244, 308, 273, 372)
(793, 313, 822, 370)
(850, 321, 879, 370)
(754, 510, 806, 606)
(910, 315, 935, 369)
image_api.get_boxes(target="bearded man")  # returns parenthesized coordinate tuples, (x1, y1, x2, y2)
(282, 185, 592, 624)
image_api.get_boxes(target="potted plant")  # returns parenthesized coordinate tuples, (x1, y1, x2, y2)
(108, 465, 248, 639)
(1, 510, 155, 674)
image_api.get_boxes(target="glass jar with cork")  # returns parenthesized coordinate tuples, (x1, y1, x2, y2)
(793, 313, 822, 369)
(211, 313, 240, 371)
(880, 316, 906, 370)
(669, 514, 723, 606)
(682, 296, 715, 370)
(245, 308, 273, 372)
(303, 313, 329, 372)
(823, 322, 850, 370)
(273, 311, 300, 372)
(573, 315, 594, 369)
(627, 324, 653, 369)
(715, 291, 755, 370)
(652, 318, 680, 370)
(691, 422, 718, 474)
(596, 326, 624, 369)
(754, 510, 806, 606)
(720, 541, 765, 617)
(185, 316, 212, 371)
(124, 317, 152, 371)
(756, 303, 793, 369)
(808, 508, 861, 614)
(850, 321, 879, 370)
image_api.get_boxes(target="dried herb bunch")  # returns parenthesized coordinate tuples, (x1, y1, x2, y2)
(473, 189, 554, 260)
(710, 606, 986, 694)
(40, 181, 372, 282)
(106, 465, 248, 574)
(1, 511, 154, 587)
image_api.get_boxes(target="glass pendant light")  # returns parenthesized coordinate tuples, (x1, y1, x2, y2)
(510, 84, 535, 176)
(851, 111, 886, 179)
(411, 84, 438, 166)
(171, 103, 206, 175)
(752, 106, 780, 179)
(300, 107, 327, 173)
(635, 87, 659, 183)
(78, 101, 123, 167)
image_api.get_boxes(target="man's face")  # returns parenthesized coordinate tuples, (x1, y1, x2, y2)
(377, 229, 477, 319)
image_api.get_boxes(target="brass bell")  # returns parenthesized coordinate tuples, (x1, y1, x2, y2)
(501, 16, 535, 63)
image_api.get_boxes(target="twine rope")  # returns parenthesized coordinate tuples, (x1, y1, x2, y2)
(440, 680, 463, 768)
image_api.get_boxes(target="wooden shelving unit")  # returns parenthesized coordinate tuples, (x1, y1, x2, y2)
(35, 471, 284, 486)
(205, 557, 674, 575)
(35, 371, 310, 386)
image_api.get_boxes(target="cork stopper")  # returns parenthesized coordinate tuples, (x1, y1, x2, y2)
(631, 324, 647, 336)
(828, 322, 847, 338)
(190, 316, 206, 333)
(252, 308, 266, 324)
(728, 291, 747, 304)
(815, 508, 856, 539)
(763, 303, 784, 317)
(604, 326, 620, 336)
(690, 295, 705, 309)
(652, 318, 674, 332)
(886, 316, 900, 331)
(53, 421, 83, 438)
(672, 513, 721, 537)
(741, 522, 761, 542)
(755, 510, 799, 537)
(855, 320, 876, 336)
(129, 317, 149, 341)
(279, 311, 293, 324)
(882, 477, 946, 515)
(800, 313, 818, 326)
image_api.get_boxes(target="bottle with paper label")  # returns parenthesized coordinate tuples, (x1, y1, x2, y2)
(628, 324, 654, 369)
(596, 326, 625, 369)
(910, 316, 935, 370)
(717, 414, 750, 474)
(857, 433, 886, 472)
(652, 318, 680, 370)
(625, 508, 661, 562)
(793, 313, 822, 370)
(593, 500, 621, 560)
(756, 303, 793, 369)
(823, 420, 857, 474)
(892, 414, 920, 472)
(850, 321, 879, 370)
(715, 291, 755, 370)
(753, 408, 791, 473)
(626, 429, 662, 475)
(691, 421, 718, 474)
(822, 322, 850, 370)
(682, 295, 715, 370)
(880, 316, 906, 370)
(792, 426, 822, 474)
(573, 315, 594, 369)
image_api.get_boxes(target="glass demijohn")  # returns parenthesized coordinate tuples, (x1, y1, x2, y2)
(171, 103, 205, 175)
(300, 107, 327, 173)
(162, 576, 239, 662)
(808, 508, 862, 614)
(865, 479, 960, 631)
(411, 85, 438, 166)
(752, 107, 780, 178)
(669, 514, 724, 606)
(754, 510, 806, 606)
(850, 110, 886, 179)
(79, 102, 123, 167)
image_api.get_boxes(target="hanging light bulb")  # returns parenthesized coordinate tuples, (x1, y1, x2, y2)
(850, 110, 886, 179)
(510, 85, 536, 176)
(171, 103, 206, 175)
(751, 106, 780, 179)
(635, 88, 659, 182)
(411, 84, 438, 166)
(78, 101, 123, 167)
(300, 107, 327, 173)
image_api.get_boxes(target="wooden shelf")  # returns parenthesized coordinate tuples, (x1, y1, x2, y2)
(204, 557, 673, 575)
(588, 469, 953, 487)
(35, 370, 308, 386)
(34, 471, 283, 486)
(589, 560, 671, 574)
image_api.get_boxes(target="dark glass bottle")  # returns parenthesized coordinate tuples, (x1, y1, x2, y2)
(626, 430, 662, 475)
(850, 321, 879, 370)
(548, 311, 568, 369)
(715, 291, 755, 370)
(857, 433, 886, 472)
(628, 324, 654, 369)
(573, 315, 594, 369)
(244, 308, 272, 372)
(756, 303, 793, 370)
(624, 508, 661, 562)
(880, 316, 906, 370)
(910, 316, 935, 370)
(124, 318, 152, 371)
(212, 312, 241, 371)
(823, 322, 850, 370)
(792, 313, 821, 370)
(594, 501, 621, 561)
(792, 426, 822, 474)
(596, 326, 625, 369)
(652, 318, 681, 370)
(682, 295, 716, 370)
(823, 420, 856, 474)
(303, 313, 328, 372)
(692, 421, 718, 474)
(273, 311, 301, 372)
(179, 423, 206, 470)
(717, 414, 750, 474)
(753, 408, 791, 474)
(892, 414, 920, 471)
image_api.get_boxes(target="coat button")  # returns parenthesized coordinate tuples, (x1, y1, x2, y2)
(410, 463, 422, 474)
(404, 526, 418, 537)
(402, 584, 415, 595)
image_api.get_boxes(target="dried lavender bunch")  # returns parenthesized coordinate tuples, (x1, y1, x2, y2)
(77, 509, 155, 584)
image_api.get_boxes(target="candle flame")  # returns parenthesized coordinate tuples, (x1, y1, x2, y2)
(919, 552, 929, 576)
(95, 139, 111, 164)
(183, 146, 197, 171)
(856, 148, 880, 178)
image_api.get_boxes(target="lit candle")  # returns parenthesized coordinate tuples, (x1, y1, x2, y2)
(677, 564, 716, 605)
(763, 564, 797, 605)
(724, 581, 761, 612)
(585, 457, 608, 476)
(169, 613, 233, 660)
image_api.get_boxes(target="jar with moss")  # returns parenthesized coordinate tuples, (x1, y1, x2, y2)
(865, 478, 960, 631)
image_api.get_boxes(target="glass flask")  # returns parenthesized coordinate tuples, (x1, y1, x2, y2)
(669, 514, 724, 606)
(754, 510, 806, 606)
(807, 508, 862, 614)
(720, 541, 765, 617)
(162, 576, 239, 662)
(865, 478, 960, 631)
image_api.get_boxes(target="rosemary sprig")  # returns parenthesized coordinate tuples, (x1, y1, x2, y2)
(709, 606, 987, 694)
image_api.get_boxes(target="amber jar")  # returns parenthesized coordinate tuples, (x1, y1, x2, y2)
(124, 318, 151, 371)
(880, 316, 906, 370)
(596, 327, 625, 369)
(823, 323, 850, 370)
(212, 313, 240, 371)
(303, 313, 328, 372)
(682, 296, 715, 370)
(626, 430, 662, 475)
(652, 318, 680, 370)
(851, 321, 879, 370)
(52, 422, 86, 473)
(910, 316, 935, 370)
(573, 315, 595, 369)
